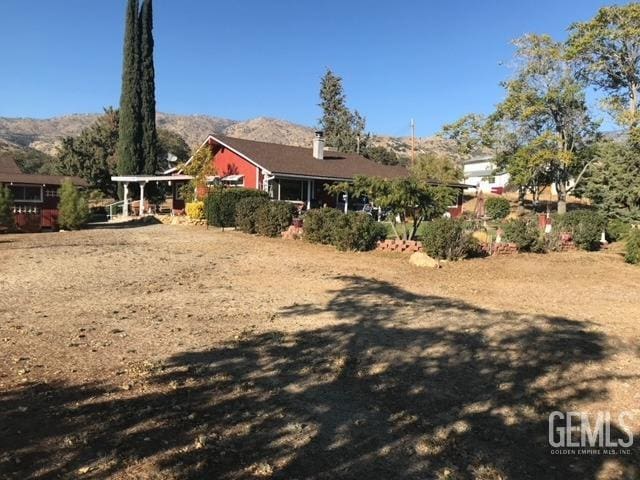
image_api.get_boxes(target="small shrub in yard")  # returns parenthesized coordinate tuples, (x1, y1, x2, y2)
(485, 196, 511, 220)
(255, 201, 297, 237)
(0, 185, 14, 230)
(332, 212, 387, 251)
(235, 196, 270, 233)
(422, 218, 474, 260)
(607, 218, 632, 242)
(502, 216, 544, 252)
(303, 208, 343, 245)
(204, 188, 269, 228)
(185, 201, 205, 220)
(625, 229, 640, 265)
(554, 210, 606, 251)
(58, 180, 90, 230)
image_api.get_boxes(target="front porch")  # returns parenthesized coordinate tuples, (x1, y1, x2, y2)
(268, 176, 352, 211)
(110, 174, 194, 219)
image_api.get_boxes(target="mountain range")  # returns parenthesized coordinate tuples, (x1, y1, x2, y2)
(0, 112, 462, 166)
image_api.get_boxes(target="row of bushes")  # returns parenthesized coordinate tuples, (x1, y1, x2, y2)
(203, 188, 296, 237)
(235, 197, 297, 237)
(497, 210, 605, 253)
(421, 210, 616, 260)
(203, 188, 640, 264)
(304, 208, 387, 251)
(204, 188, 269, 228)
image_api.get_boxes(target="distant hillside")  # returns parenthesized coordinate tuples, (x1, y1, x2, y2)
(0, 112, 463, 168)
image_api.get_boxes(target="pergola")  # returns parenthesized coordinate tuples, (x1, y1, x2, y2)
(111, 175, 193, 217)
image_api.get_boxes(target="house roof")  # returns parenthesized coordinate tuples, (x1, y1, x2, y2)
(0, 153, 22, 174)
(0, 151, 88, 186)
(208, 134, 410, 181)
(463, 156, 494, 165)
(0, 172, 88, 187)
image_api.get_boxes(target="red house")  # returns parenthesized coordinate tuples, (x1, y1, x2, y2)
(173, 133, 469, 215)
(0, 154, 88, 232)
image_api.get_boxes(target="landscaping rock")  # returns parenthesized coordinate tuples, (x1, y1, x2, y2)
(409, 252, 440, 268)
(281, 225, 303, 240)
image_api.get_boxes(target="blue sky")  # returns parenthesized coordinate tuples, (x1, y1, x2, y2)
(0, 0, 620, 136)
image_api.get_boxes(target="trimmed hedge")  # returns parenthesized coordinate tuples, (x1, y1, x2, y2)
(204, 188, 269, 228)
(303, 208, 343, 245)
(502, 216, 543, 252)
(485, 196, 511, 220)
(554, 210, 606, 251)
(303, 208, 385, 251)
(625, 229, 640, 265)
(332, 212, 387, 251)
(422, 218, 476, 260)
(255, 201, 298, 237)
(235, 197, 270, 233)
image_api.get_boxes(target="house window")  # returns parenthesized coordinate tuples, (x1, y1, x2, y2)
(279, 179, 305, 201)
(221, 174, 244, 188)
(45, 188, 59, 198)
(9, 185, 42, 203)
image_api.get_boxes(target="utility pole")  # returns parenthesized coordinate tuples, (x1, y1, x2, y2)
(410, 118, 416, 165)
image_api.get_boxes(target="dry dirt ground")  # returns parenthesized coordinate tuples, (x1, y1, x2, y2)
(1, 224, 639, 480)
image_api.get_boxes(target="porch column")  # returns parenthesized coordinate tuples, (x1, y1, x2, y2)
(306, 180, 312, 210)
(122, 183, 129, 218)
(344, 192, 349, 214)
(139, 181, 146, 216)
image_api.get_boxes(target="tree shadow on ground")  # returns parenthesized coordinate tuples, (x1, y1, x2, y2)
(1, 276, 638, 479)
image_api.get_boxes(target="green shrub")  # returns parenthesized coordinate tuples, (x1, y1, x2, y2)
(502, 216, 543, 252)
(485, 196, 511, 220)
(554, 210, 606, 251)
(204, 188, 269, 228)
(303, 209, 385, 251)
(303, 208, 343, 245)
(422, 218, 474, 260)
(0, 185, 14, 230)
(332, 212, 387, 251)
(235, 196, 270, 233)
(255, 201, 297, 237)
(58, 180, 90, 230)
(625, 229, 640, 264)
(607, 218, 632, 242)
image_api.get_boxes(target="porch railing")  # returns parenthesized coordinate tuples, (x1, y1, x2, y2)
(106, 200, 126, 220)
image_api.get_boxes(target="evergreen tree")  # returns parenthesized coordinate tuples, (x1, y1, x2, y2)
(56, 108, 119, 197)
(365, 146, 401, 165)
(140, 0, 158, 175)
(578, 139, 640, 221)
(58, 180, 90, 230)
(0, 185, 14, 230)
(116, 0, 142, 188)
(318, 69, 369, 154)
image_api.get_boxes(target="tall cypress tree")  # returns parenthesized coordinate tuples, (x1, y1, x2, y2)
(140, 0, 158, 175)
(116, 0, 142, 186)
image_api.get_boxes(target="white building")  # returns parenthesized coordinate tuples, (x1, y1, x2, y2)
(462, 155, 510, 193)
